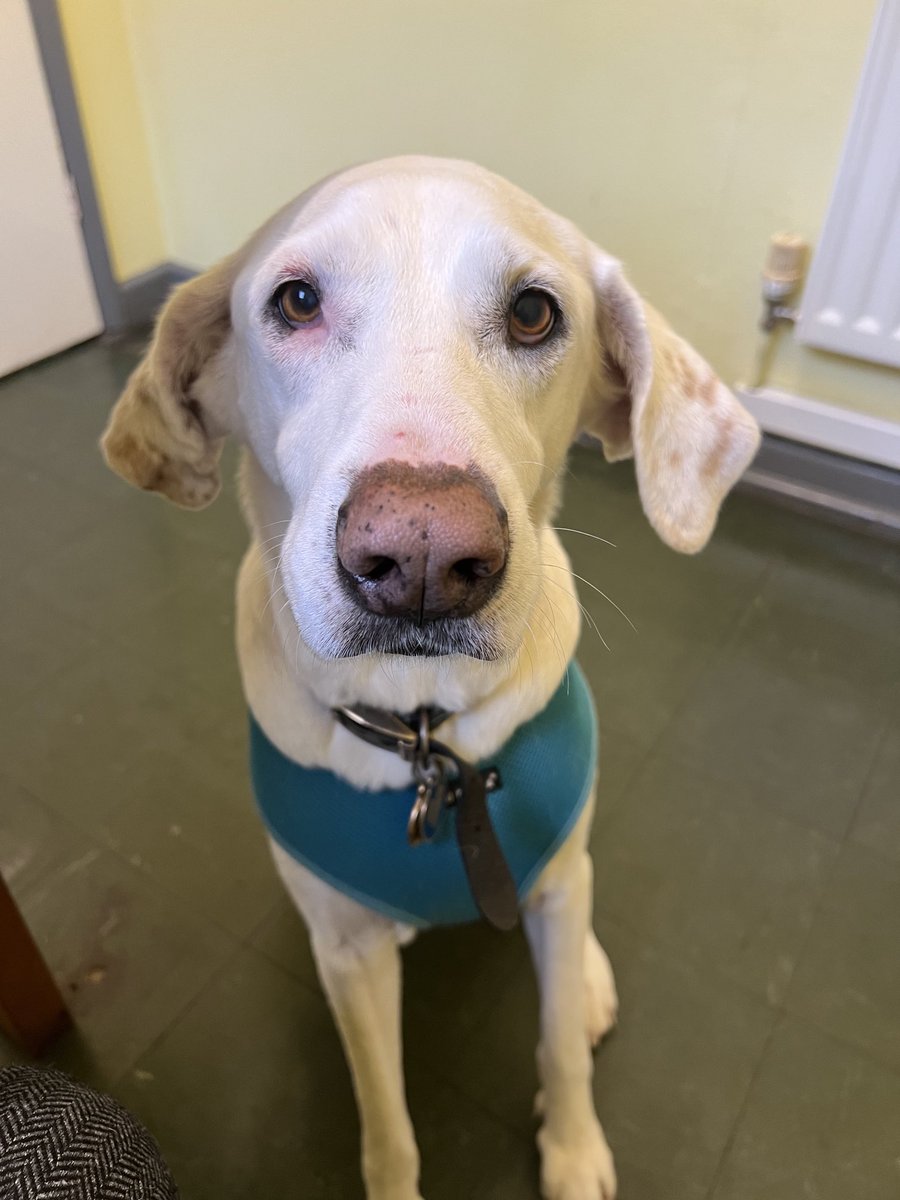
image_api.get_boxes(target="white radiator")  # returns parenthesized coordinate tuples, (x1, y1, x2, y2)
(796, 0, 900, 370)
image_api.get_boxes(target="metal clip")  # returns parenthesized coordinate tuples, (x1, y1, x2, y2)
(407, 712, 449, 844)
(407, 777, 446, 844)
(334, 704, 419, 755)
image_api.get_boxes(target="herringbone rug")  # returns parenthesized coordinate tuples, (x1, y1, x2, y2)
(0, 1066, 178, 1198)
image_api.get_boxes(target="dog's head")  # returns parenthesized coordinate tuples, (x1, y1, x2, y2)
(103, 157, 759, 665)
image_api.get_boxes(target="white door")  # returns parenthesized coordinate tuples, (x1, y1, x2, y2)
(0, 0, 103, 377)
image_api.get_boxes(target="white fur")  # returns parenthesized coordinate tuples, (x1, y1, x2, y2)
(102, 156, 760, 1200)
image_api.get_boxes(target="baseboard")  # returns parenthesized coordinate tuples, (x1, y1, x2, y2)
(740, 434, 900, 539)
(736, 384, 900, 471)
(115, 262, 197, 330)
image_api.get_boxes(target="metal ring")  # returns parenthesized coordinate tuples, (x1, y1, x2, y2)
(416, 707, 430, 762)
(412, 753, 440, 787)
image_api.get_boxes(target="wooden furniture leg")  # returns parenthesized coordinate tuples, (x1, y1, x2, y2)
(0, 873, 71, 1055)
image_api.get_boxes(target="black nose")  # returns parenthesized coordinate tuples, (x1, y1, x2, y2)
(336, 461, 508, 620)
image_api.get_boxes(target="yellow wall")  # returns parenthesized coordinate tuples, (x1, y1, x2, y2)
(65, 0, 898, 419)
(57, 0, 164, 279)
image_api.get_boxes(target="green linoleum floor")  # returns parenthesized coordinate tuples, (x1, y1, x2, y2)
(2, 336, 899, 1199)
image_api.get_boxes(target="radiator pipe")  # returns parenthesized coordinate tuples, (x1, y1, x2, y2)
(751, 232, 808, 387)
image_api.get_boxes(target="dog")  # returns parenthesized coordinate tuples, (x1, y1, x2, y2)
(101, 156, 760, 1200)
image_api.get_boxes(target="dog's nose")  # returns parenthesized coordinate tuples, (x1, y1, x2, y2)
(336, 462, 509, 620)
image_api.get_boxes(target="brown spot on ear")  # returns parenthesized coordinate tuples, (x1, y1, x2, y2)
(144, 456, 172, 494)
(698, 371, 718, 406)
(114, 431, 142, 461)
(668, 449, 684, 470)
(703, 420, 736, 481)
(107, 430, 159, 489)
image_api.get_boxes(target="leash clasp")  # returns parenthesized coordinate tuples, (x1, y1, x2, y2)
(407, 709, 449, 845)
(333, 704, 419, 755)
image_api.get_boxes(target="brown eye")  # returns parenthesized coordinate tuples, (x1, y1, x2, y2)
(275, 280, 321, 327)
(509, 288, 556, 345)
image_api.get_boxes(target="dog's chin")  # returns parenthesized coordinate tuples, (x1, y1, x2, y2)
(330, 612, 506, 661)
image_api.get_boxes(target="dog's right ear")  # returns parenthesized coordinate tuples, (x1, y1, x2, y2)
(101, 255, 239, 509)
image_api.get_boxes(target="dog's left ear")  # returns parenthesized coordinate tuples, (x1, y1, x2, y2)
(101, 255, 239, 509)
(582, 249, 760, 553)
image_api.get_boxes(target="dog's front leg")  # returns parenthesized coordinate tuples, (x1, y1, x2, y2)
(314, 927, 423, 1200)
(523, 800, 617, 1200)
(271, 846, 423, 1200)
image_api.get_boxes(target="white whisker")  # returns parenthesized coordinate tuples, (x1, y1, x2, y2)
(543, 563, 636, 631)
(520, 617, 537, 690)
(531, 590, 568, 691)
(529, 567, 612, 655)
(550, 526, 617, 549)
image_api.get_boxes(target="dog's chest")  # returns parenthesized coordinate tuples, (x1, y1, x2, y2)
(249, 662, 597, 927)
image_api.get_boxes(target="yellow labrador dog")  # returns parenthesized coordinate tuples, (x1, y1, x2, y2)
(102, 157, 759, 1200)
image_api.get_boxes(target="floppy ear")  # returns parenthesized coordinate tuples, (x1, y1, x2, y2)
(582, 251, 760, 553)
(101, 256, 238, 509)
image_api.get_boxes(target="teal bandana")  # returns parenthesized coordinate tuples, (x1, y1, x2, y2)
(250, 662, 597, 928)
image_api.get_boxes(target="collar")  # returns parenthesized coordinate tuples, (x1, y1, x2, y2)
(333, 703, 452, 758)
(332, 700, 518, 931)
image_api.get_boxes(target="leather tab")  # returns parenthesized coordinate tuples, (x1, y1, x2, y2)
(447, 757, 519, 931)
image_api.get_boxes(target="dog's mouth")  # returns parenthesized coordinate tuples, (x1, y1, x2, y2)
(331, 611, 505, 660)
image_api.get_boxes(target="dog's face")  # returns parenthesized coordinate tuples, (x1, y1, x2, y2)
(103, 157, 759, 668)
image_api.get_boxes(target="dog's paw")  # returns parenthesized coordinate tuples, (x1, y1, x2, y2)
(584, 932, 618, 1047)
(537, 1120, 616, 1200)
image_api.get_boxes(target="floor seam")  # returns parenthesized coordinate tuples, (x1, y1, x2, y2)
(702, 1010, 784, 1200)
(774, 1005, 900, 1083)
(107, 937, 246, 1091)
(635, 557, 779, 752)
(775, 709, 897, 1017)
(841, 707, 894, 845)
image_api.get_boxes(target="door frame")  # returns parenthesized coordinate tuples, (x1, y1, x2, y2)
(26, 0, 124, 330)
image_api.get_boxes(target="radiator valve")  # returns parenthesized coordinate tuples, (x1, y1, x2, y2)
(760, 233, 808, 331)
